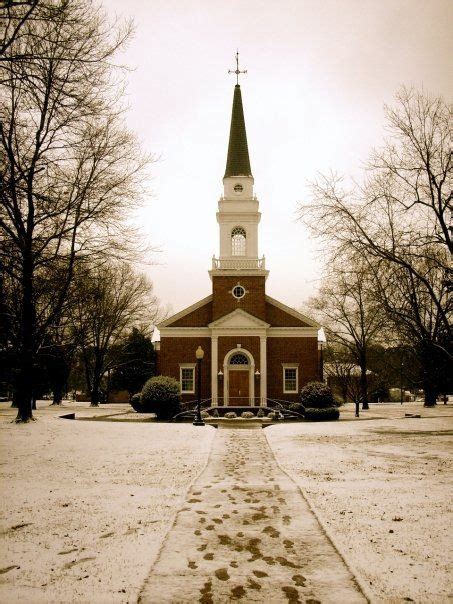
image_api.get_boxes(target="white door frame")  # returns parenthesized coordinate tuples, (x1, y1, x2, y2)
(223, 347, 255, 405)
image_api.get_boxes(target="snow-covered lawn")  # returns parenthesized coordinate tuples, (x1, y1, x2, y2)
(0, 401, 215, 603)
(266, 403, 453, 603)
(1, 401, 452, 603)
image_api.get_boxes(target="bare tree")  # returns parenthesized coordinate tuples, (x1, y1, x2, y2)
(323, 343, 357, 404)
(369, 251, 451, 405)
(0, 1, 39, 60)
(70, 262, 159, 406)
(299, 88, 452, 406)
(308, 260, 385, 408)
(0, 1, 152, 422)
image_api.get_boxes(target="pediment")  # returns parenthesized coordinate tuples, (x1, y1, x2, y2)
(265, 295, 320, 328)
(209, 308, 270, 329)
(158, 295, 212, 328)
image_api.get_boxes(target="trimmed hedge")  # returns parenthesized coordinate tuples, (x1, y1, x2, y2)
(140, 375, 181, 419)
(241, 411, 255, 419)
(304, 407, 340, 421)
(129, 393, 142, 412)
(224, 411, 237, 419)
(300, 381, 337, 409)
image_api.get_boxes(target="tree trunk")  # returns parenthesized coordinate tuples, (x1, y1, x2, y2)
(15, 253, 35, 423)
(420, 343, 438, 407)
(10, 388, 18, 408)
(90, 382, 100, 407)
(90, 363, 101, 407)
(51, 381, 63, 405)
(423, 387, 437, 407)
(90, 353, 105, 407)
(359, 352, 369, 409)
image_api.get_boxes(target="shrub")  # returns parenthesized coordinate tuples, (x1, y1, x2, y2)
(267, 411, 278, 419)
(201, 410, 210, 418)
(241, 411, 254, 419)
(224, 411, 237, 419)
(304, 407, 340, 421)
(288, 401, 303, 413)
(212, 408, 219, 417)
(129, 393, 142, 412)
(256, 408, 265, 418)
(300, 381, 336, 409)
(140, 375, 181, 419)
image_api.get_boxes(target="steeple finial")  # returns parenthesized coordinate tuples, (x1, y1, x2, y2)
(228, 50, 247, 85)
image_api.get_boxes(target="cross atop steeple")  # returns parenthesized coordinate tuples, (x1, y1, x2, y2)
(228, 51, 247, 85)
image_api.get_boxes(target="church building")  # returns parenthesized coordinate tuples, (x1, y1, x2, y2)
(155, 66, 321, 406)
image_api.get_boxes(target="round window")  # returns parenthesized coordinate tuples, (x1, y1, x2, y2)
(232, 285, 245, 299)
(234, 183, 243, 193)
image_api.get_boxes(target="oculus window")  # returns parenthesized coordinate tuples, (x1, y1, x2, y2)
(232, 285, 245, 299)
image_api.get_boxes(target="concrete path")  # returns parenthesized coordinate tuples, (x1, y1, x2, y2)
(139, 426, 366, 603)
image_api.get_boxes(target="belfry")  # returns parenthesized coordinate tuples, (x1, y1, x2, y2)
(155, 56, 320, 405)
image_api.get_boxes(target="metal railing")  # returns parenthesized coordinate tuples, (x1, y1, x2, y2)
(211, 256, 266, 270)
(172, 397, 304, 422)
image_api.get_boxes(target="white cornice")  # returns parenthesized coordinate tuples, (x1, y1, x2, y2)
(268, 327, 319, 337)
(265, 295, 320, 328)
(160, 328, 211, 337)
(159, 327, 318, 338)
(209, 269, 269, 280)
(157, 295, 212, 328)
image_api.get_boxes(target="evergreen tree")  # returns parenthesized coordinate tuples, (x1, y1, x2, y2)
(110, 328, 155, 397)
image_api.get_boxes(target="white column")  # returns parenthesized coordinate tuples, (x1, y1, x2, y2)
(211, 336, 218, 405)
(260, 335, 267, 405)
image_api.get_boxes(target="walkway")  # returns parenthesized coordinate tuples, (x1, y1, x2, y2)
(139, 426, 366, 603)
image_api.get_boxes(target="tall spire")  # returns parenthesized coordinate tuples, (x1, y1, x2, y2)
(224, 53, 252, 178)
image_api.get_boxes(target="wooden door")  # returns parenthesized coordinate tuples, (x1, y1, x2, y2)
(228, 371, 249, 406)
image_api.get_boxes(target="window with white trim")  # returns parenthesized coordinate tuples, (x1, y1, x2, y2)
(180, 365, 195, 394)
(231, 226, 246, 256)
(283, 365, 298, 393)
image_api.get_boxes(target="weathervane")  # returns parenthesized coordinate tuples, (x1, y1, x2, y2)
(228, 50, 247, 85)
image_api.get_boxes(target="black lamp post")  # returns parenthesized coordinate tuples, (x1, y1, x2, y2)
(319, 341, 324, 382)
(193, 346, 205, 426)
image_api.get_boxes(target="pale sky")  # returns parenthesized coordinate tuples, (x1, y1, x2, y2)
(105, 0, 453, 316)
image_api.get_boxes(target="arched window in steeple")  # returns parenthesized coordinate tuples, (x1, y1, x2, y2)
(231, 227, 246, 256)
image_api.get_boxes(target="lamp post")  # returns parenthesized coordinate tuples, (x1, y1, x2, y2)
(319, 342, 324, 382)
(193, 346, 205, 426)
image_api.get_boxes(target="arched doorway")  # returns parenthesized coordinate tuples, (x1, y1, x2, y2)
(224, 348, 255, 406)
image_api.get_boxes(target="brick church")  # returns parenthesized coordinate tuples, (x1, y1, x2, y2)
(155, 70, 321, 406)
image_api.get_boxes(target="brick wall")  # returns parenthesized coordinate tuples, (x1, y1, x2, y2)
(169, 300, 213, 327)
(267, 337, 319, 402)
(159, 337, 211, 403)
(212, 276, 266, 322)
(265, 301, 310, 327)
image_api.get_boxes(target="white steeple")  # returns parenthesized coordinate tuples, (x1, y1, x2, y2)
(210, 74, 266, 276)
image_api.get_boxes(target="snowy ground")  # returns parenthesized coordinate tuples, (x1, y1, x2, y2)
(1, 401, 451, 603)
(0, 401, 215, 603)
(266, 403, 453, 603)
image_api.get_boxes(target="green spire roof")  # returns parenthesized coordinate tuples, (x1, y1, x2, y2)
(224, 85, 252, 178)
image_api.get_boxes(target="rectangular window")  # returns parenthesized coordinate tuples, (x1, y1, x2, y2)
(283, 367, 298, 393)
(180, 367, 195, 394)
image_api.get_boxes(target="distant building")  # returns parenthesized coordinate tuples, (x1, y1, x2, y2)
(155, 74, 321, 406)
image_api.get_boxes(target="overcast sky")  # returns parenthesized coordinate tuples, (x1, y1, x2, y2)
(105, 0, 453, 316)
